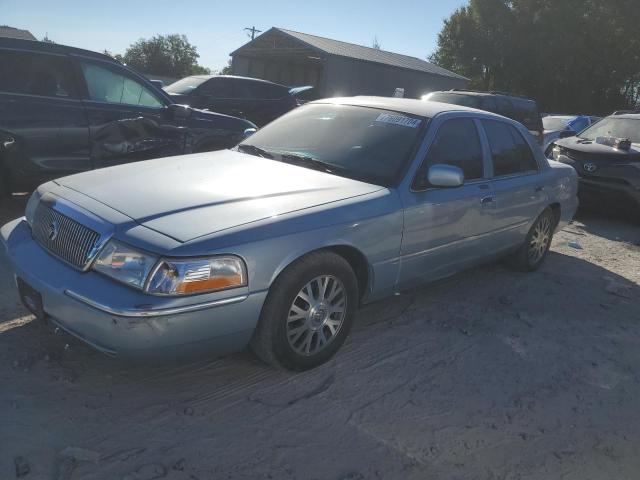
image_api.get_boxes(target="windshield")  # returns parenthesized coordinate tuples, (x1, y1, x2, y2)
(164, 76, 209, 95)
(239, 104, 425, 186)
(578, 117, 640, 143)
(543, 117, 572, 130)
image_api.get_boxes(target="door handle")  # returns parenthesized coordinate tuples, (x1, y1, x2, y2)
(480, 195, 495, 205)
(2, 137, 15, 149)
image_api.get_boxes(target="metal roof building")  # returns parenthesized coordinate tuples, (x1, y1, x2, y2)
(230, 27, 468, 99)
(0, 26, 36, 41)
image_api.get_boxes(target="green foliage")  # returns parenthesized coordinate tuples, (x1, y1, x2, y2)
(220, 58, 233, 75)
(430, 0, 640, 114)
(123, 34, 210, 78)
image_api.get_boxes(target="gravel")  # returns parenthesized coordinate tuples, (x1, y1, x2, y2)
(0, 197, 638, 479)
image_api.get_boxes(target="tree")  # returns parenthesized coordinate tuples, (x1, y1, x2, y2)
(220, 58, 233, 75)
(41, 34, 54, 43)
(430, 0, 640, 114)
(122, 34, 210, 78)
(372, 36, 382, 50)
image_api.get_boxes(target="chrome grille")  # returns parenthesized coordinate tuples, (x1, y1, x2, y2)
(32, 204, 101, 269)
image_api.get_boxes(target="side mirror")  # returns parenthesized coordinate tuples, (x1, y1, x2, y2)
(427, 164, 465, 188)
(243, 128, 257, 138)
(167, 104, 192, 119)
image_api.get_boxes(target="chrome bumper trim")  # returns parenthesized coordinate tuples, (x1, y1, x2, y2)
(64, 289, 248, 318)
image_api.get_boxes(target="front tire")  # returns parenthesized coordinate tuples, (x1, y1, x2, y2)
(511, 208, 555, 271)
(250, 251, 359, 371)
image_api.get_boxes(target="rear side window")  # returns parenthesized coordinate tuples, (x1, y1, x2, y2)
(482, 120, 538, 176)
(511, 98, 541, 129)
(81, 62, 163, 108)
(200, 78, 233, 97)
(0, 49, 78, 98)
(495, 97, 514, 117)
(416, 117, 484, 188)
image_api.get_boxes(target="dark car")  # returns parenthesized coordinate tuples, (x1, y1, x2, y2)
(547, 113, 640, 217)
(422, 89, 544, 145)
(164, 75, 312, 127)
(0, 38, 256, 197)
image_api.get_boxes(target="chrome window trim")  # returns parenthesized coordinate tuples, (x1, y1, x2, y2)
(64, 289, 248, 318)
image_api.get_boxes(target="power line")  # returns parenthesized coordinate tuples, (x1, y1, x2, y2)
(244, 26, 262, 40)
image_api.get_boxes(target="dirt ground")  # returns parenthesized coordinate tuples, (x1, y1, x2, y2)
(1, 195, 639, 480)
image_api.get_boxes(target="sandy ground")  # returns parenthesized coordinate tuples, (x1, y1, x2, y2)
(0, 196, 639, 480)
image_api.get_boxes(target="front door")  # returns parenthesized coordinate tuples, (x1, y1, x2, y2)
(399, 116, 495, 287)
(0, 48, 90, 188)
(75, 58, 183, 169)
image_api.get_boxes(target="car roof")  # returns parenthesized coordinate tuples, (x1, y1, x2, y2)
(429, 89, 535, 102)
(184, 74, 288, 88)
(0, 37, 115, 62)
(311, 96, 508, 119)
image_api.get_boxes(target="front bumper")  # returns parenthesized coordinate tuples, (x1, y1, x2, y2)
(1, 218, 267, 360)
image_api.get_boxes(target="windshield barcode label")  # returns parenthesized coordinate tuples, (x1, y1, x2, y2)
(375, 113, 421, 128)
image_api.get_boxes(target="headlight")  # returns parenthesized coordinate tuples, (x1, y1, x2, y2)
(93, 240, 158, 289)
(25, 190, 41, 227)
(146, 256, 246, 296)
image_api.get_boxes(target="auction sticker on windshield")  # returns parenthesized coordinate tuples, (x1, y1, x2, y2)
(375, 113, 422, 128)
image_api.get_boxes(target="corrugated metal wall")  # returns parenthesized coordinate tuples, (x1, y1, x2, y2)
(323, 56, 468, 99)
(232, 54, 467, 99)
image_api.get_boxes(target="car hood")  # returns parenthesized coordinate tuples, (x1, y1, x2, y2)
(554, 137, 640, 159)
(55, 150, 383, 242)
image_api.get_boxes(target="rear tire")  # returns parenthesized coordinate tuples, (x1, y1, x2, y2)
(511, 208, 555, 271)
(250, 251, 359, 371)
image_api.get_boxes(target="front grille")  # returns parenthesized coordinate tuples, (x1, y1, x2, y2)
(32, 204, 101, 269)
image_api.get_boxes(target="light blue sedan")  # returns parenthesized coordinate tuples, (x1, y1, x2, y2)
(1, 98, 579, 370)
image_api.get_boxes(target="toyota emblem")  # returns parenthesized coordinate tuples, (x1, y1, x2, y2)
(583, 162, 597, 173)
(47, 219, 60, 241)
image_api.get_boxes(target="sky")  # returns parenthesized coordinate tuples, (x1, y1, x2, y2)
(1, 0, 467, 71)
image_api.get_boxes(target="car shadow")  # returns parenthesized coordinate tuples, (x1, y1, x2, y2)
(572, 209, 640, 245)
(1, 247, 637, 387)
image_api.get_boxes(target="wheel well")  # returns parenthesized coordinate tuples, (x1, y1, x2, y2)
(324, 245, 370, 302)
(549, 202, 561, 227)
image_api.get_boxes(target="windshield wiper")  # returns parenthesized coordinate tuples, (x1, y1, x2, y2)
(237, 144, 274, 159)
(279, 153, 346, 175)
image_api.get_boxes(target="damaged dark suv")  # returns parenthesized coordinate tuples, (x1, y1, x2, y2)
(0, 38, 256, 197)
(546, 113, 640, 217)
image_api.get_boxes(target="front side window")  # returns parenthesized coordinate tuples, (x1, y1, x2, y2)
(0, 50, 77, 98)
(415, 117, 484, 189)
(239, 103, 425, 186)
(483, 120, 538, 176)
(81, 63, 163, 108)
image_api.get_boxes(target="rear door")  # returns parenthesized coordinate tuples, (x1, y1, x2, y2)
(399, 116, 495, 286)
(481, 118, 547, 248)
(0, 48, 89, 188)
(75, 58, 183, 169)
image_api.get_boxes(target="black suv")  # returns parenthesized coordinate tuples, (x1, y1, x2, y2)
(547, 113, 640, 216)
(422, 90, 544, 145)
(0, 38, 256, 196)
(164, 75, 312, 127)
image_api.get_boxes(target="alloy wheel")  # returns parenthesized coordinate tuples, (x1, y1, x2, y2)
(528, 215, 552, 264)
(286, 275, 347, 356)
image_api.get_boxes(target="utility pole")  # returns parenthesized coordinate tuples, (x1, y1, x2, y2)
(244, 26, 262, 40)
